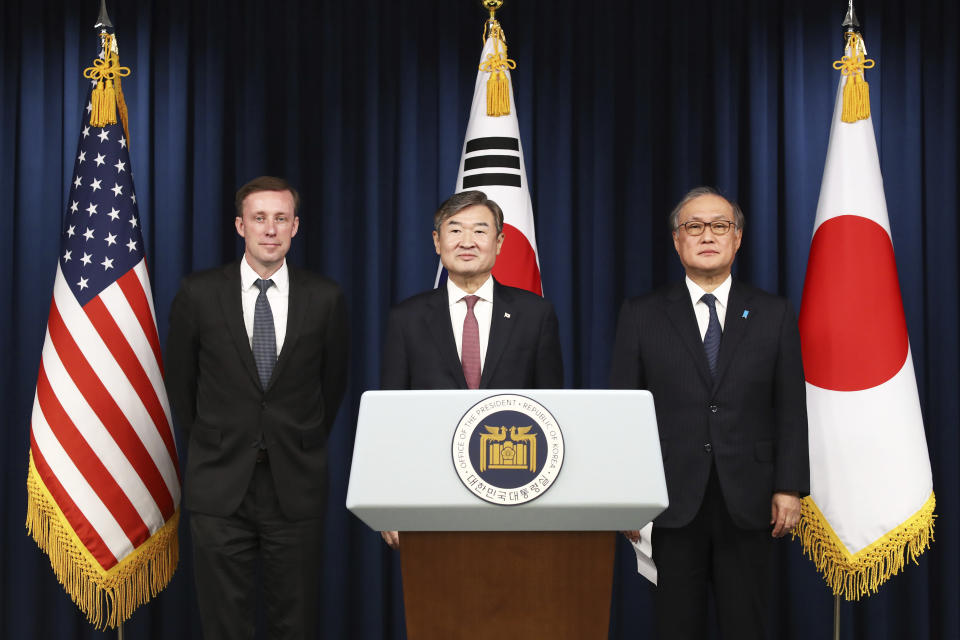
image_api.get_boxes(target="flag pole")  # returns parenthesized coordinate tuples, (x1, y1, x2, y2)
(99, 12, 119, 640)
(95, 8, 127, 640)
(91, 0, 128, 625)
(833, 595, 841, 640)
(831, 6, 858, 637)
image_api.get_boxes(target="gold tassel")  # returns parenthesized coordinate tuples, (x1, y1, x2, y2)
(90, 80, 105, 127)
(116, 76, 130, 145)
(833, 31, 875, 123)
(487, 70, 510, 117)
(25, 452, 179, 629)
(83, 33, 131, 130)
(102, 79, 117, 126)
(793, 492, 935, 600)
(841, 73, 872, 123)
(479, 19, 516, 117)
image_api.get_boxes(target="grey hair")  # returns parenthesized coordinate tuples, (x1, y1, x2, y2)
(669, 186, 745, 232)
(433, 190, 504, 235)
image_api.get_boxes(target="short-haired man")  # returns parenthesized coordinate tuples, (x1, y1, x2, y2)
(165, 176, 348, 639)
(611, 186, 808, 639)
(380, 190, 563, 548)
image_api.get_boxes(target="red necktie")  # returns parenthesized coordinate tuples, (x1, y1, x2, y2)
(461, 295, 481, 389)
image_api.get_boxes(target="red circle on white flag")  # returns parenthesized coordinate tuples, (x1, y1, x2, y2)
(799, 215, 909, 391)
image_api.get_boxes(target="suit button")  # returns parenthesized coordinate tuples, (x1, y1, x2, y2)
(261, 401, 267, 409)
(704, 443, 713, 453)
(709, 403, 718, 413)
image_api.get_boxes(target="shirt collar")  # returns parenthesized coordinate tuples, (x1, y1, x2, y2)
(446, 275, 494, 307)
(685, 274, 732, 309)
(240, 256, 289, 294)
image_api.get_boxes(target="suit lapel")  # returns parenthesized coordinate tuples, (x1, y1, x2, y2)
(425, 287, 468, 388)
(220, 262, 261, 388)
(663, 282, 714, 388)
(713, 280, 752, 390)
(480, 281, 515, 388)
(269, 266, 306, 391)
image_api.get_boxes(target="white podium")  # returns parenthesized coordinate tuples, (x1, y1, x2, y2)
(346, 389, 666, 640)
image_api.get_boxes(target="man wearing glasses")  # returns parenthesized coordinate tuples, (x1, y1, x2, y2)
(611, 186, 808, 639)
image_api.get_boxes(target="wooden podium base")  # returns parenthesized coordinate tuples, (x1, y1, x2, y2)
(400, 531, 615, 640)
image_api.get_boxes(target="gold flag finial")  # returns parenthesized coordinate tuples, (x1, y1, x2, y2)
(479, 0, 515, 117)
(482, 0, 503, 20)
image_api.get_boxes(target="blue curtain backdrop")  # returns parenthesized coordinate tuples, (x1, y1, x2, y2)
(1, 0, 957, 637)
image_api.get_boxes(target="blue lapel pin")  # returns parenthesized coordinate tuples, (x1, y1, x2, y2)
(742, 310, 750, 319)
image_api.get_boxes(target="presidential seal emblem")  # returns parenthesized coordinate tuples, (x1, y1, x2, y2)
(452, 394, 564, 506)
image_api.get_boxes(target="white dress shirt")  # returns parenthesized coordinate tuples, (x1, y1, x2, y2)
(240, 256, 289, 353)
(447, 276, 495, 371)
(685, 274, 732, 340)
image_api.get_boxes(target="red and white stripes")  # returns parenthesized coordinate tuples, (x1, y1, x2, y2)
(30, 260, 180, 571)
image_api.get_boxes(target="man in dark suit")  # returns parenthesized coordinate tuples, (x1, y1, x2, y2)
(165, 176, 348, 639)
(611, 186, 808, 639)
(379, 190, 563, 547)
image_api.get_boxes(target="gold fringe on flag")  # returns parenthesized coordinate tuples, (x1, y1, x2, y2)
(479, 2, 516, 117)
(25, 452, 179, 629)
(83, 32, 131, 142)
(794, 491, 935, 600)
(833, 31, 875, 123)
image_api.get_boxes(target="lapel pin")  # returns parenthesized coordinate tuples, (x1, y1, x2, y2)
(504, 312, 511, 318)
(742, 310, 750, 319)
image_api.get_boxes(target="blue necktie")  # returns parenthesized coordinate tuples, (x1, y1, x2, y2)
(701, 293, 721, 378)
(253, 279, 276, 389)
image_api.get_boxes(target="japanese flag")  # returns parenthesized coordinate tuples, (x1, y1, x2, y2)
(797, 42, 934, 599)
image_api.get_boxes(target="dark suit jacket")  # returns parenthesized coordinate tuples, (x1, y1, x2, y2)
(610, 280, 808, 530)
(165, 261, 348, 520)
(381, 280, 563, 390)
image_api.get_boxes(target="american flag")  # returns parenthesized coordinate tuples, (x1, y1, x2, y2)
(26, 36, 180, 629)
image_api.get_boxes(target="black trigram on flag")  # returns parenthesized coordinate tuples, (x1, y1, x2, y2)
(462, 137, 522, 189)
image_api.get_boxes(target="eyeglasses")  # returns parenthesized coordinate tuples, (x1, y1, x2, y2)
(676, 220, 739, 236)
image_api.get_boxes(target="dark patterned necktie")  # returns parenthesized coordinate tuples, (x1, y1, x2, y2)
(701, 293, 722, 378)
(461, 295, 481, 389)
(253, 279, 276, 389)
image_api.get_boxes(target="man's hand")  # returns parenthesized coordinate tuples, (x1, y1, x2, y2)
(770, 492, 801, 538)
(381, 530, 400, 549)
(621, 530, 641, 543)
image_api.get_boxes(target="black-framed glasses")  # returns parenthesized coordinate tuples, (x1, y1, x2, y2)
(676, 220, 738, 236)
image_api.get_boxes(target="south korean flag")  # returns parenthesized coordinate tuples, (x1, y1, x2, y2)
(440, 32, 542, 296)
